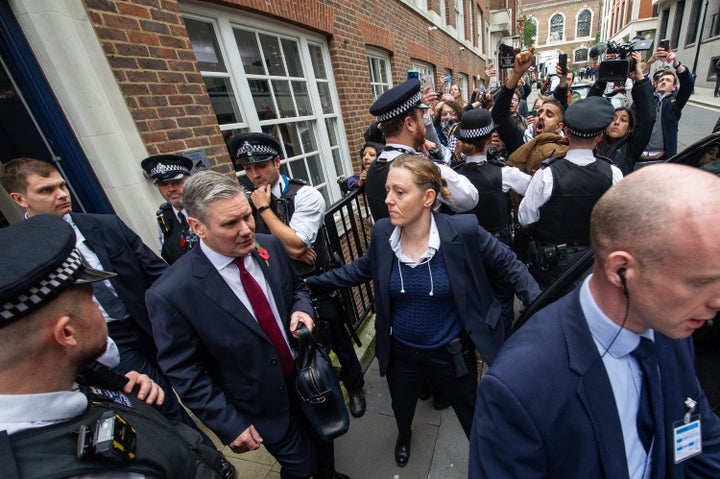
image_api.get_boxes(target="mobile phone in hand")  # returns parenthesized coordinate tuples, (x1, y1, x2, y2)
(660, 39, 670, 51)
(559, 53, 568, 75)
(528, 109, 537, 117)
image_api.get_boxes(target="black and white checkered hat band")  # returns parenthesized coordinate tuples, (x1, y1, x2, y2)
(376, 91, 423, 122)
(567, 128, 603, 138)
(150, 163, 189, 177)
(0, 248, 84, 323)
(237, 142, 279, 159)
(456, 123, 495, 139)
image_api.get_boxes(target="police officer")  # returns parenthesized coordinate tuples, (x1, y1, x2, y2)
(454, 108, 532, 335)
(141, 154, 198, 264)
(365, 78, 478, 220)
(0, 215, 233, 478)
(518, 96, 623, 288)
(229, 132, 367, 418)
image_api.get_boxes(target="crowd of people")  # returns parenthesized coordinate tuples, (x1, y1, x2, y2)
(1, 39, 718, 479)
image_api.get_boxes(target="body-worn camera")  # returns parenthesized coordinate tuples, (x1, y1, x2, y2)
(77, 410, 137, 463)
(597, 38, 653, 83)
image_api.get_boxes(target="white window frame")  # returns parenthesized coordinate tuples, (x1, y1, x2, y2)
(455, 0, 465, 41)
(548, 13, 565, 44)
(477, 10, 484, 53)
(181, 3, 352, 203)
(367, 48, 392, 100)
(575, 9, 593, 39)
(457, 73, 469, 102)
(439, 0, 447, 24)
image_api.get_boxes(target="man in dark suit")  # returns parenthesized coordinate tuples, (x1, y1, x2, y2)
(0, 157, 195, 431)
(470, 164, 720, 478)
(145, 170, 349, 479)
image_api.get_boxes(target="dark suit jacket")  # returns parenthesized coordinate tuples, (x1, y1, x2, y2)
(306, 213, 540, 375)
(145, 234, 314, 444)
(469, 288, 720, 479)
(71, 213, 167, 336)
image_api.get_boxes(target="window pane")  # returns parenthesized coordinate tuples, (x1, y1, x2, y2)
(272, 80, 297, 117)
(289, 158, 309, 182)
(186, 18, 226, 72)
(282, 39, 303, 77)
(248, 79, 278, 120)
(260, 34, 286, 76)
(309, 44, 327, 79)
(317, 82, 333, 113)
(325, 118, 338, 146)
(550, 15, 564, 41)
(318, 186, 330, 208)
(204, 77, 243, 124)
(577, 10, 591, 37)
(234, 29, 264, 75)
(331, 147, 343, 178)
(307, 154, 323, 185)
(297, 120, 318, 154)
(293, 81, 311, 116)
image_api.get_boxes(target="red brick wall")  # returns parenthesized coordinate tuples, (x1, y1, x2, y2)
(82, 0, 489, 174)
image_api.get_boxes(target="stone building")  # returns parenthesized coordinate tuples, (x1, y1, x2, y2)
(1, 0, 496, 245)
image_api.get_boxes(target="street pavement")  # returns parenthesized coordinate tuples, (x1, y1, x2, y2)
(204, 84, 720, 479)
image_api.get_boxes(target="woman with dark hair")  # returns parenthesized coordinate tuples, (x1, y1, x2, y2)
(346, 142, 383, 190)
(591, 51, 656, 175)
(307, 155, 539, 468)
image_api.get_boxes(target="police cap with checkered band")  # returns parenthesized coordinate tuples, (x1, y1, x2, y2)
(0, 214, 116, 327)
(230, 132, 282, 165)
(140, 154, 193, 184)
(453, 108, 495, 142)
(369, 78, 430, 123)
(563, 96, 616, 139)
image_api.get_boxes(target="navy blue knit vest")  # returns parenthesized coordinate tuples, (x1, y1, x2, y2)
(389, 248, 462, 348)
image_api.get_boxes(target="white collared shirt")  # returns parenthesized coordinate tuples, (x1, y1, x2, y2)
(580, 275, 654, 479)
(388, 214, 441, 267)
(464, 154, 532, 195)
(271, 175, 325, 247)
(199, 241, 294, 355)
(0, 391, 145, 478)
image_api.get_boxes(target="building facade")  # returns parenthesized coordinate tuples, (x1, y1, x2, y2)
(1, 0, 495, 246)
(521, 0, 602, 76)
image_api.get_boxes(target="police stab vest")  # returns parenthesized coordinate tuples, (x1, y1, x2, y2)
(365, 147, 410, 220)
(455, 160, 512, 232)
(252, 178, 331, 277)
(157, 203, 195, 264)
(2, 387, 233, 479)
(533, 157, 613, 244)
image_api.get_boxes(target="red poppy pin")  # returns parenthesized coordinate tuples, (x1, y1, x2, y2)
(255, 242, 270, 266)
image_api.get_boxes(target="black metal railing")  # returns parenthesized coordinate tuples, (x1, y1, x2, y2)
(323, 188, 374, 332)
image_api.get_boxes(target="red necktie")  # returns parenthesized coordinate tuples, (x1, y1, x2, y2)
(234, 258, 295, 376)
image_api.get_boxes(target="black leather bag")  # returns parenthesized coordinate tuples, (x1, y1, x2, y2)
(295, 324, 349, 441)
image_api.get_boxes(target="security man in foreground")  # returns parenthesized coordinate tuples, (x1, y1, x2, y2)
(0, 214, 233, 478)
(230, 132, 366, 418)
(518, 96, 623, 288)
(140, 154, 198, 264)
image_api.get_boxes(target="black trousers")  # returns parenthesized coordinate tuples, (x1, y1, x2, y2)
(385, 337, 478, 441)
(316, 294, 364, 392)
(528, 245, 588, 290)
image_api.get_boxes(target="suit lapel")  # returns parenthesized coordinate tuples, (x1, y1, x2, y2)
(72, 214, 118, 290)
(190, 249, 270, 342)
(377, 223, 394, 323)
(564, 293, 630, 479)
(435, 215, 467, 319)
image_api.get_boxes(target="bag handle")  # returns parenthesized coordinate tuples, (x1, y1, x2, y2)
(295, 323, 319, 370)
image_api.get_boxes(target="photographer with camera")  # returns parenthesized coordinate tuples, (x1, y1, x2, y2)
(588, 50, 657, 175)
(641, 44, 694, 161)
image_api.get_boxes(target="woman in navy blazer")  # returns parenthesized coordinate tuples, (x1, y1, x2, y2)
(307, 155, 540, 467)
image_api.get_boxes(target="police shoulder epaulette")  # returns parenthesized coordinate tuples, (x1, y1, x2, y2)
(593, 154, 614, 164)
(540, 154, 565, 168)
(488, 158, 506, 167)
(288, 178, 308, 186)
(87, 386, 135, 408)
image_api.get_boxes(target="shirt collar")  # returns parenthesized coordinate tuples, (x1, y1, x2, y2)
(0, 390, 87, 434)
(465, 154, 488, 165)
(200, 240, 238, 272)
(580, 274, 654, 359)
(388, 214, 441, 264)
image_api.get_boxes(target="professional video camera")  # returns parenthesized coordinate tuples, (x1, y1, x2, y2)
(589, 38, 653, 83)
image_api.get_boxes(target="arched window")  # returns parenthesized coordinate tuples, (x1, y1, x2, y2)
(574, 48, 588, 63)
(577, 9, 592, 38)
(549, 14, 564, 42)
